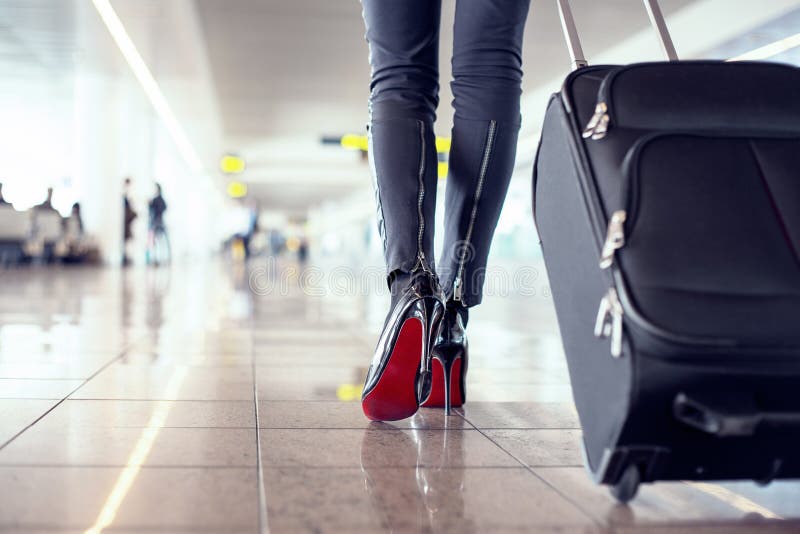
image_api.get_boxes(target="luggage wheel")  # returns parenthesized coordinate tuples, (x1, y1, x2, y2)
(610, 464, 641, 504)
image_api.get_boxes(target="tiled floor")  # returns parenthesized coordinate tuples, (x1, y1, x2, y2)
(0, 260, 798, 533)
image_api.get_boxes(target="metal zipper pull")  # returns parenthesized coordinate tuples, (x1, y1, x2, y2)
(593, 292, 612, 338)
(582, 102, 609, 140)
(592, 113, 609, 140)
(594, 288, 624, 358)
(610, 294, 624, 358)
(453, 277, 463, 302)
(599, 210, 627, 269)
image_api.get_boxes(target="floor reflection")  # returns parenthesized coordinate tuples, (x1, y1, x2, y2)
(360, 421, 476, 532)
(0, 261, 798, 531)
(85, 366, 188, 534)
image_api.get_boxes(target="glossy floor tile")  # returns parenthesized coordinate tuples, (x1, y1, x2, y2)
(0, 466, 259, 531)
(261, 428, 519, 468)
(482, 428, 585, 467)
(0, 399, 58, 446)
(0, 261, 797, 533)
(0, 425, 258, 466)
(461, 401, 580, 429)
(72, 364, 255, 401)
(0, 378, 84, 399)
(41, 399, 256, 428)
(263, 467, 598, 532)
(257, 401, 471, 430)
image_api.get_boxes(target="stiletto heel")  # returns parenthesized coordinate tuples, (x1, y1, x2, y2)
(362, 271, 444, 421)
(429, 349, 462, 415)
(442, 354, 453, 416)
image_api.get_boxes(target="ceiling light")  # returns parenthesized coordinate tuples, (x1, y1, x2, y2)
(227, 181, 248, 198)
(220, 154, 246, 174)
(728, 32, 800, 61)
(90, 0, 205, 174)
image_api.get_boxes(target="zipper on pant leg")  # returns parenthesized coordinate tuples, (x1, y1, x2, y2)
(413, 120, 432, 274)
(453, 120, 497, 302)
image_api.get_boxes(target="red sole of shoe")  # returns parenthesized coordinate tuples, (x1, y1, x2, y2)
(420, 357, 463, 408)
(362, 318, 423, 421)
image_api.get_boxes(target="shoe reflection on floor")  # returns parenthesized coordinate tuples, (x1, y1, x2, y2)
(360, 413, 475, 532)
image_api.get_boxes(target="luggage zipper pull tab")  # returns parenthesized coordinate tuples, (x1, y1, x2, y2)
(593, 292, 612, 338)
(609, 290, 624, 358)
(452, 277, 463, 302)
(582, 102, 609, 140)
(594, 288, 624, 358)
(592, 114, 609, 140)
(599, 210, 627, 269)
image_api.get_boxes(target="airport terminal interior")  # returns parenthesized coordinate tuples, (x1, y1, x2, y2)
(1, 0, 800, 532)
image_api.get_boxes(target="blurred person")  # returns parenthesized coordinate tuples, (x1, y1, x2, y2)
(60, 201, 83, 250)
(60, 202, 89, 263)
(227, 200, 254, 261)
(122, 177, 137, 266)
(28, 187, 63, 263)
(146, 183, 170, 266)
(268, 229, 284, 257)
(241, 199, 259, 259)
(297, 237, 308, 265)
(34, 187, 57, 212)
(0, 182, 24, 265)
(248, 201, 260, 256)
(67, 202, 84, 236)
(359, 1, 531, 421)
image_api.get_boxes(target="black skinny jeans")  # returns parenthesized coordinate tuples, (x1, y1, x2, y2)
(362, 0, 531, 307)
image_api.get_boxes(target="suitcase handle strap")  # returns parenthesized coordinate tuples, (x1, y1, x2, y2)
(556, 0, 679, 71)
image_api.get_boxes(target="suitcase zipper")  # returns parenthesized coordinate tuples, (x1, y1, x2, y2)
(591, 133, 722, 355)
(582, 102, 610, 140)
(562, 88, 737, 357)
(599, 210, 627, 269)
(560, 82, 800, 356)
(598, 132, 669, 271)
(594, 287, 624, 357)
(595, 132, 800, 357)
(580, 61, 800, 143)
(453, 120, 497, 302)
(581, 65, 640, 140)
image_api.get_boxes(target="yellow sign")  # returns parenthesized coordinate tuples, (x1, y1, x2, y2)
(340, 134, 451, 155)
(220, 154, 246, 174)
(336, 384, 363, 401)
(438, 161, 448, 179)
(227, 181, 247, 198)
(340, 134, 369, 151)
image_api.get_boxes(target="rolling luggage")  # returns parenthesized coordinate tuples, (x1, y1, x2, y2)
(533, 0, 800, 502)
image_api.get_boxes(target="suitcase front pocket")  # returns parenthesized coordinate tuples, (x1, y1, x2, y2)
(613, 134, 800, 346)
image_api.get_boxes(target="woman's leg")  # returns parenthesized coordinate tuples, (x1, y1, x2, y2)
(439, 0, 531, 308)
(361, 0, 442, 288)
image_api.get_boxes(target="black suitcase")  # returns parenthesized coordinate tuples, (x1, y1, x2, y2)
(533, 0, 800, 502)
